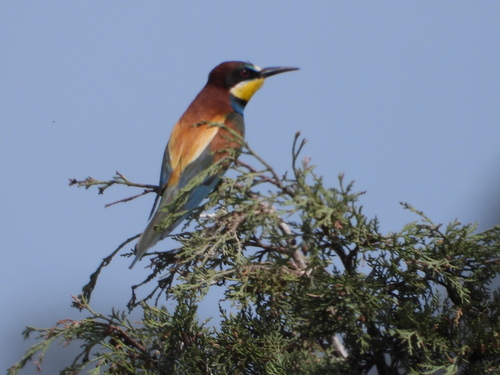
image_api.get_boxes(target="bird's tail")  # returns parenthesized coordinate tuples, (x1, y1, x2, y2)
(129, 173, 222, 269)
(129, 212, 163, 269)
(129, 197, 188, 269)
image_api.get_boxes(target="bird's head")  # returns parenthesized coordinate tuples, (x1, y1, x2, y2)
(207, 61, 299, 114)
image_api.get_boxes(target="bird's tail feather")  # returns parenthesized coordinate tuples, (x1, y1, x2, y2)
(129, 214, 163, 269)
(129, 201, 187, 269)
(129, 172, 220, 269)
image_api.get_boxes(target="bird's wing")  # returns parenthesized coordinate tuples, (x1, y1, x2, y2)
(166, 116, 223, 188)
(131, 116, 229, 268)
(151, 116, 221, 218)
(159, 146, 173, 191)
(171, 112, 245, 213)
(146, 141, 174, 220)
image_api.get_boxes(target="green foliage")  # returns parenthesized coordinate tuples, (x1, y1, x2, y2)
(9, 134, 500, 374)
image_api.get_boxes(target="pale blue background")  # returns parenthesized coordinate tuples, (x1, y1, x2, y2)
(2, 2, 499, 372)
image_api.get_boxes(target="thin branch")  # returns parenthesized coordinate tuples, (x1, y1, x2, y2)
(69, 171, 158, 195)
(76, 233, 140, 305)
(105, 190, 153, 208)
(101, 323, 148, 354)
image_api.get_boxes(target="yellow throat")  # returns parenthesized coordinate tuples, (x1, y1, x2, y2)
(230, 78, 265, 102)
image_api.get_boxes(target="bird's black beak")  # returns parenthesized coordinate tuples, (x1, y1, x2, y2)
(260, 66, 299, 78)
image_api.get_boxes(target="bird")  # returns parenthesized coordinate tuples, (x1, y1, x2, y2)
(130, 61, 298, 268)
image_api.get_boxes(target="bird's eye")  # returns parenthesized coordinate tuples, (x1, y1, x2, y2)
(240, 68, 250, 77)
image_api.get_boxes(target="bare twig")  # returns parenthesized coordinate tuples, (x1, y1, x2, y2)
(105, 190, 153, 208)
(69, 171, 158, 209)
(69, 171, 158, 195)
(77, 233, 140, 305)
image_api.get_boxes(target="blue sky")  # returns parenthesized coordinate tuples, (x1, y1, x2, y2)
(2, 2, 499, 372)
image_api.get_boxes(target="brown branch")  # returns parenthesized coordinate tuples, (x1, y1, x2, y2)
(77, 233, 140, 305)
(69, 171, 158, 194)
(69, 171, 158, 209)
(105, 190, 153, 208)
(101, 323, 148, 353)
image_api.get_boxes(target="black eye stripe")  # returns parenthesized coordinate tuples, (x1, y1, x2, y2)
(226, 65, 259, 88)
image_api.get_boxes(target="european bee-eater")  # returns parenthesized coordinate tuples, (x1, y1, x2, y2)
(130, 61, 298, 268)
